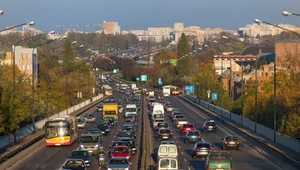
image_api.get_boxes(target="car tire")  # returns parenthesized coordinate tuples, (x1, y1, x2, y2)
(237, 147, 239, 150)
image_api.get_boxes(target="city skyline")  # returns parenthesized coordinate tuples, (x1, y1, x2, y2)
(0, 0, 300, 33)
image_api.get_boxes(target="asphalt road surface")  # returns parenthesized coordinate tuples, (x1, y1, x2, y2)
(0, 90, 143, 170)
(144, 94, 295, 170)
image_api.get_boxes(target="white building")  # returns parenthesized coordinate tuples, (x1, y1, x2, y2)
(174, 23, 184, 31)
(22, 25, 42, 36)
(13, 46, 38, 79)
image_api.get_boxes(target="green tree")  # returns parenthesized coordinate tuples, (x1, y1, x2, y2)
(176, 33, 191, 79)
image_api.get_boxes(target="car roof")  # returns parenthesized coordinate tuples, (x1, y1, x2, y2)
(109, 157, 129, 160)
(71, 150, 89, 153)
(113, 145, 129, 148)
(80, 133, 99, 137)
(118, 137, 134, 140)
(158, 157, 178, 161)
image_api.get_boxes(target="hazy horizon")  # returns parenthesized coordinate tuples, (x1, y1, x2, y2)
(0, 0, 300, 33)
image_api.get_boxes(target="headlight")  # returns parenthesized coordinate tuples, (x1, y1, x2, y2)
(80, 145, 84, 148)
(105, 129, 109, 131)
(84, 160, 89, 163)
(99, 157, 104, 160)
(95, 145, 98, 147)
(124, 168, 129, 170)
(100, 146, 103, 149)
(126, 156, 129, 159)
(132, 148, 136, 150)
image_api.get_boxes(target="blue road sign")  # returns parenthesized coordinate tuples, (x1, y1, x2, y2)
(158, 78, 162, 85)
(185, 86, 194, 93)
(212, 93, 217, 100)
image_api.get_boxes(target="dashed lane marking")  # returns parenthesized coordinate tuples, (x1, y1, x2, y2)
(184, 159, 187, 162)
(188, 167, 191, 170)
(181, 152, 184, 155)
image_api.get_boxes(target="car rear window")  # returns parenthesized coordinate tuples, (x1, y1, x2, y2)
(226, 136, 238, 141)
(206, 122, 216, 126)
(160, 129, 171, 133)
(196, 143, 210, 148)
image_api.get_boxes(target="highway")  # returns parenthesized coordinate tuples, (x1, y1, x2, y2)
(144, 94, 296, 170)
(0, 90, 142, 170)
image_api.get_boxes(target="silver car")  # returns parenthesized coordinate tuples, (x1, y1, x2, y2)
(85, 113, 96, 123)
(76, 117, 86, 129)
(106, 157, 132, 170)
(79, 133, 102, 154)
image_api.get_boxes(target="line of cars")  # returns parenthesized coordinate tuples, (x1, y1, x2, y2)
(61, 96, 131, 170)
(148, 94, 238, 170)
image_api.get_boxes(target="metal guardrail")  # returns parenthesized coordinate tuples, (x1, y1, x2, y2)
(182, 95, 300, 169)
(0, 94, 103, 148)
(0, 94, 108, 165)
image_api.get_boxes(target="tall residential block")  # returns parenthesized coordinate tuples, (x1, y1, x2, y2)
(174, 23, 184, 31)
(101, 21, 120, 35)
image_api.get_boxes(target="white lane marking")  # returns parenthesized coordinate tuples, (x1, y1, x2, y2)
(188, 167, 191, 170)
(184, 159, 187, 162)
(181, 152, 184, 155)
(178, 146, 181, 148)
(113, 136, 116, 139)
(111, 140, 114, 143)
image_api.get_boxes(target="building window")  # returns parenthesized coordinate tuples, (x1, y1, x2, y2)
(22, 54, 24, 59)
(22, 65, 26, 70)
(265, 73, 268, 76)
(26, 53, 29, 59)
(27, 65, 30, 70)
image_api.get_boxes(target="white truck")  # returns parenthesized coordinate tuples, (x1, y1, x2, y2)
(131, 83, 137, 90)
(163, 86, 171, 96)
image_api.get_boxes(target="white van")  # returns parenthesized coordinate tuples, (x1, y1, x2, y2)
(157, 144, 178, 160)
(156, 157, 179, 170)
(125, 104, 137, 117)
(153, 104, 165, 116)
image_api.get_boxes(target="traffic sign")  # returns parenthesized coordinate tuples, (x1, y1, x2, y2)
(185, 86, 194, 93)
(113, 69, 118, 73)
(158, 78, 162, 85)
(212, 93, 217, 101)
(141, 75, 147, 81)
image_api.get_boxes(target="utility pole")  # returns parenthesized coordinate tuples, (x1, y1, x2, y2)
(148, 37, 151, 66)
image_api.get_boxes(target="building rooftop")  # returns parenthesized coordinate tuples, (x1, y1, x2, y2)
(241, 46, 275, 55)
(278, 39, 300, 43)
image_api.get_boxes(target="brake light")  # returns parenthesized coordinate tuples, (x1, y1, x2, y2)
(224, 141, 228, 144)
(204, 126, 208, 129)
(208, 148, 213, 152)
(194, 148, 200, 152)
(229, 168, 232, 170)
(236, 141, 240, 144)
(207, 168, 211, 170)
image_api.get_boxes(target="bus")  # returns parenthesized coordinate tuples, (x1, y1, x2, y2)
(103, 85, 113, 96)
(171, 86, 180, 95)
(45, 116, 78, 146)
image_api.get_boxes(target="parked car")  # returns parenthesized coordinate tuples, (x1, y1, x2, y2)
(222, 136, 240, 150)
(192, 142, 213, 159)
(68, 150, 92, 168)
(185, 130, 202, 143)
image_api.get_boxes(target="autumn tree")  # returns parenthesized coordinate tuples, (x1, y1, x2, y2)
(176, 33, 191, 79)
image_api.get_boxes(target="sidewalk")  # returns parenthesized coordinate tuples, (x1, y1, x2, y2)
(0, 96, 106, 160)
(182, 96, 300, 167)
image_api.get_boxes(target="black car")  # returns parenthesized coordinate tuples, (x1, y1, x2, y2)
(117, 131, 134, 138)
(97, 123, 111, 135)
(68, 150, 92, 168)
(96, 103, 103, 112)
(104, 117, 116, 127)
(62, 159, 87, 170)
(156, 122, 169, 132)
(119, 137, 137, 155)
(157, 128, 173, 141)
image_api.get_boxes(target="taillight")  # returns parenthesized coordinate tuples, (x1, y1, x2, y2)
(207, 168, 211, 170)
(236, 141, 240, 144)
(229, 168, 232, 170)
(224, 141, 228, 144)
(204, 126, 208, 129)
(208, 148, 213, 152)
(194, 148, 200, 152)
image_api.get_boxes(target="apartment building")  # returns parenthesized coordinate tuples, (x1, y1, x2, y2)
(101, 21, 120, 35)
(275, 39, 300, 72)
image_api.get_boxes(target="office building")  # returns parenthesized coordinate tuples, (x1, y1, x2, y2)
(101, 21, 120, 35)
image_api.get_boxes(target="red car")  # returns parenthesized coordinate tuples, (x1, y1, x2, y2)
(180, 123, 196, 135)
(110, 146, 131, 162)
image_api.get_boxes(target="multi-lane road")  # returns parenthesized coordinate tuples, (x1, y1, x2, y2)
(0, 87, 296, 170)
(0, 90, 143, 170)
(143, 94, 296, 170)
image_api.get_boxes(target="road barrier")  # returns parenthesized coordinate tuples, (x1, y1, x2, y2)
(183, 95, 300, 168)
(0, 94, 104, 149)
(0, 94, 108, 164)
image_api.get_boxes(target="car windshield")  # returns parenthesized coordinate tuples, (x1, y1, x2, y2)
(113, 147, 129, 153)
(80, 136, 99, 143)
(109, 159, 129, 164)
(160, 159, 177, 168)
(86, 114, 94, 117)
(196, 143, 211, 148)
(126, 108, 136, 112)
(70, 151, 90, 158)
(65, 160, 85, 168)
(113, 142, 128, 147)
(98, 124, 109, 129)
(76, 118, 85, 123)
(158, 123, 168, 128)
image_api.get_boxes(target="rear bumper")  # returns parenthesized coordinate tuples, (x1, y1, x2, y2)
(46, 141, 71, 146)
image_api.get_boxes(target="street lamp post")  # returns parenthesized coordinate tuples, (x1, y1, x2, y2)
(0, 10, 3, 15)
(30, 31, 55, 132)
(0, 21, 35, 33)
(282, 11, 300, 17)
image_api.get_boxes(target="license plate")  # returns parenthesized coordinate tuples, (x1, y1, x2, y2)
(88, 151, 92, 153)
(209, 126, 213, 128)
(163, 136, 168, 139)
(216, 169, 224, 170)
(229, 142, 235, 144)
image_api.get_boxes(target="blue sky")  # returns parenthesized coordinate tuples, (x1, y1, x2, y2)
(0, 0, 299, 33)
